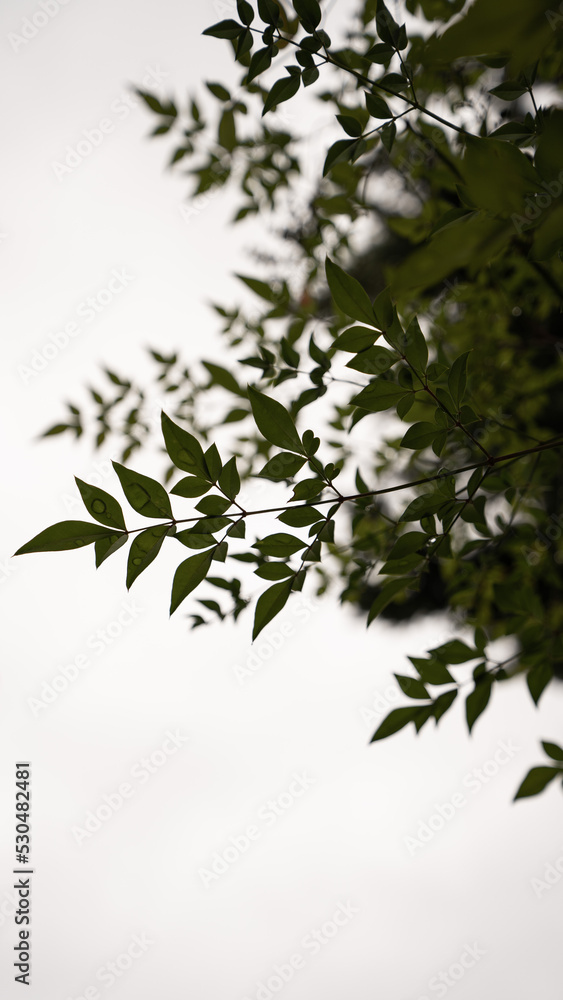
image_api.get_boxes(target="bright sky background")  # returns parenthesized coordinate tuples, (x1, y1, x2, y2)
(1, 1, 562, 998)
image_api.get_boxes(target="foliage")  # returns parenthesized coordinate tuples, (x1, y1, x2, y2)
(18, 0, 563, 801)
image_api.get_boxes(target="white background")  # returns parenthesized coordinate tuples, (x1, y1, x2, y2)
(1, 1, 562, 998)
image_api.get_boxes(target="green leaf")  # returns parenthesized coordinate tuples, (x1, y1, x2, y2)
(370, 706, 420, 741)
(489, 121, 535, 143)
(291, 478, 325, 501)
(202, 19, 242, 38)
(237, 0, 255, 25)
(262, 73, 301, 116)
(253, 579, 293, 639)
(219, 108, 236, 150)
(409, 656, 454, 685)
(366, 42, 394, 63)
(293, 0, 322, 28)
(94, 532, 128, 568)
(302, 66, 320, 87)
(375, 0, 401, 45)
(41, 423, 70, 437)
(127, 524, 168, 588)
(161, 412, 209, 478)
(278, 506, 323, 527)
(175, 530, 216, 550)
(367, 577, 411, 624)
(112, 462, 173, 519)
(325, 258, 375, 325)
(430, 640, 478, 664)
(258, 0, 282, 24)
(387, 532, 428, 560)
(379, 73, 409, 95)
(75, 478, 126, 530)
(465, 673, 493, 733)
(202, 361, 245, 396)
(380, 121, 396, 153)
(379, 553, 424, 576)
(170, 549, 214, 614)
(333, 327, 380, 352)
(281, 338, 300, 368)
(135, 91, 177, 116)
(424, 0, 552, 74)
(255, 562, 295, 580)
(170, 477, 212, 498)
(246, 47, 273, 83)
(447, 352, 470, 409)
(204, 444, 222, 482)
(489, 81, 528, 100)
(15, 521, 116, 555)
(542, 741, 563, 762)
(254, 533, 306, 557)
(195, 495, 232, 515)
(227, 519, 246, 539)
(257, 453, 306, 480)
(365, 92, 392, 118)
(248, 386, 304, 454)
(400, 422, 437, 450)
(395, 674, 430, 699)
(218, 456, 241, 499)
(323, 138, 360, 176)
(529, 203, 563, 262)
(345, 345, 396, 374)
(213, 540, 228, 562)
(337, 114, 363, 138)
(205, 81, 232, 101)
(527, 662, 553, 705)
(373, 287, 394, 329)
(399, 493, 451, 522)
(352, 378, 408, 412)
(236, 274, 280, 303)
(432, 688, 457, 723)
(194, 516, 232, 533)
(514, 766, 562, 801)
(403, 317, 428, 371)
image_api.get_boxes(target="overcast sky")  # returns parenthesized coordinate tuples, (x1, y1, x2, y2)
(1, 1, 563, 998)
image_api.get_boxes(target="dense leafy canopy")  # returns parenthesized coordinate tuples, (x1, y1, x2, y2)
(20, 0, 563, 801)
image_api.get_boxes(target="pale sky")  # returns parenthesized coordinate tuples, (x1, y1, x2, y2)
(1, 1, 562, 998)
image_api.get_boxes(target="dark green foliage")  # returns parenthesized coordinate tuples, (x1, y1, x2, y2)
(20, 0, 563, 803)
